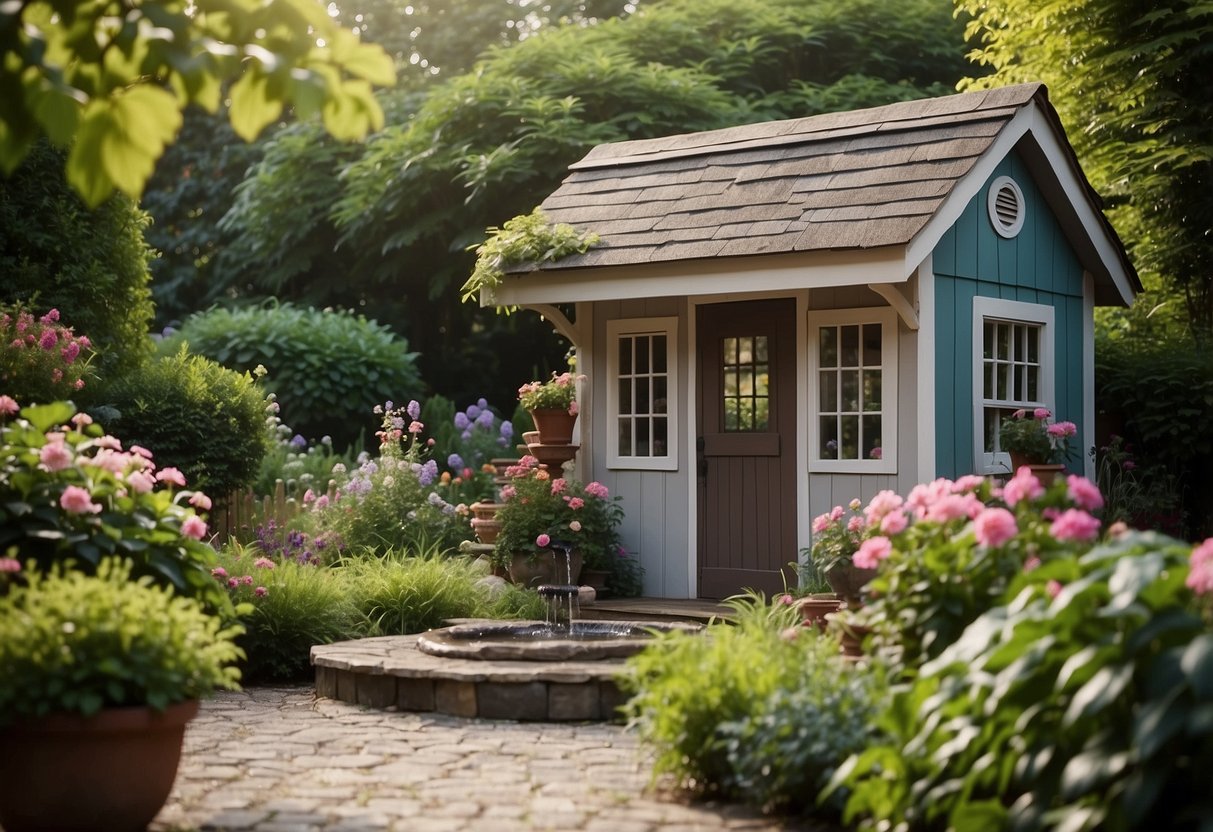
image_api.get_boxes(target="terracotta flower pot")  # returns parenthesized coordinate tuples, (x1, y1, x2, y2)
(529, 408, 577, 446)
(795, 595, 842, 629)
(825, 563, 877, 608)
(525, 442, 578, 470)
(0, 700, 199, 832)
(470, 517, 502, 545)
(1008, 453, 1066, 485)
(509, 550, 583, 588)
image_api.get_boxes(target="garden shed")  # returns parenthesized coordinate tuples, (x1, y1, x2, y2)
(483, 83, 1140, 599)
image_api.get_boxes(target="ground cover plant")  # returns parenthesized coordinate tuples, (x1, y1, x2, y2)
(621, 591, 884, 817)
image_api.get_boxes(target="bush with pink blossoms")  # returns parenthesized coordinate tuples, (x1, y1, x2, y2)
(0, 304, 94, 404)
(0, 399, 228, 613)
(998, 406, 1079, 465)
(834, 469, 1110, 670)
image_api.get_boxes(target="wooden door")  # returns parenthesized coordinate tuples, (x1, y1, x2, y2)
(696, 299, 798, 599)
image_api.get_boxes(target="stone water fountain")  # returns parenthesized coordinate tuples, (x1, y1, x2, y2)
(311, 543, 702, 721)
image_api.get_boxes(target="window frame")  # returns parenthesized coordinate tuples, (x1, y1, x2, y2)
(971, 297, 1055, 475)
(606, 317, 679, 471)
(806, 307, 898, 474)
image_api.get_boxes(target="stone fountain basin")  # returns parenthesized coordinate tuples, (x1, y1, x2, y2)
(416, 620, 702, 661)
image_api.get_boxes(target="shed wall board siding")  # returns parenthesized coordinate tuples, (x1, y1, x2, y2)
(932, 152, 1087, 477)
(589, 296, 691, 597)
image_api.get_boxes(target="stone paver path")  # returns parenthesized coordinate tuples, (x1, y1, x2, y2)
(152, 686, 829, 832)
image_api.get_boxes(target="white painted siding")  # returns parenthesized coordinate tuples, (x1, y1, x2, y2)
(589, 297, 692, 597)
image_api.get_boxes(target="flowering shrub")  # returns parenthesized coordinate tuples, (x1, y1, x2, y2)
(304, 400, 471, 554)
(517, 371, 582, 413)
(0, 399, 229, 612)
(809, 498, 868, 573)
(835, 531, 1213, 831)
(999, 407, 1078, 465)
(252, 395, 357, 502)
(0, 305, 94, 403)
(1094, 434, 1183, 534)
(492, 455, 623, 569)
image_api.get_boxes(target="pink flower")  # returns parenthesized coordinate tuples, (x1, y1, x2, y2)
(780, 626, 800, 642)
(61, 341, 80, 364)
(212, 566, 228, 579)
(242, 575, 254, 586)
(846, 515, 864, 533)
(1066, 475, 1104, 512)
(536, 533, 551, 548)
(39, 308, 59, 323)
(228, 577, 239, 589)
(302, 489, 316, 505)
(853, 536, 892, 569)
(499, 485, 516, 501)
(254, 557, 275, 569)
(778, 593, 794, 605)
(829, 505, 845, 521)
(880, 510, 908, 535)
(1049, 509, 1101, 542)
(568, 520, 582, 532)
(130, 445, 154, 459)
(905, 479, 953, 519)
(569, 401, 579, 415)
(924, 494, 982, 523)
(1188, 539, 1213, 595)
(864, 490, 905, 524)
(1003, 467, 1045, 507)
(584, 481, 609, 499)
(0, 395, 17, 415)
(314, 495, 329, 510)
(94, 435, 121, 450)
(869, 446, 882, 459)
(156, 467, 187, 487)
(974, 507, 1018, 547)
(70, 412, 92, 427)
(181, 515, 207, 540)
(953, 475, 986, 493)
(1123, 461, 1137, 471)
(39, 440, 73, 471)
(188, 492, 213, 511)
(51, 368, 63, 383)
(0, 557, 21, 573)
(568, 497, 585, 510)
(39, 329, 57, 350)
(1033, 408, 1051, 420)
(126, 470, 155, 494)
(1024, 555, 1042, 572)
(408, 420, 424, 434)
(73, 379, 85, 390)
(811, 513, 833, 533)
(254, 586, 268, 597)
(550, 478, 567, 495)
(1047, 579, 1064, 599)
(60, 485, 102, 514)
(1047, 421, 1077, 438)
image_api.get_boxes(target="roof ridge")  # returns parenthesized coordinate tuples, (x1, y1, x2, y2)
(571, 83, 1043, 172)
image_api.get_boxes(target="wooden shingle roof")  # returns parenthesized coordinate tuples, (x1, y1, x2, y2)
(529, 84, 1044, 271)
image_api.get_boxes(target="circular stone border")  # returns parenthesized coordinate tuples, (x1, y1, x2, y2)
(312, 630, 664, 722)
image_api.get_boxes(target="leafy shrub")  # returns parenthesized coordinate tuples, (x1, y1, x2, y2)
(212, 544, 360, 682)
(621, 592, 870, 800)
(162, 302, 422, 450)
(1096, 332, 1213, 537)
(343, 550, 544, 636)
(0, 140, 154, 382)
(0, 399, 229, 613)
(835, 532, 1213, 831)
(252, 395, 358, 501)
(1094, 434, 1183, 534)
(0, 305, 95, 403)
(102, 347, 271, 499)
(0, 559, 242, 724)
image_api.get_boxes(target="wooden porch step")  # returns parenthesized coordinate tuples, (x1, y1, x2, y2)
(578, 597, 734, 625)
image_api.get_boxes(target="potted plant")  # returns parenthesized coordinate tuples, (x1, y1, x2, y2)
(0, 559, 243, 832)
(493, 456, 624, 588)
(1000, 407, 1077, 482)
(517, 371, 584, 445)
(809, 499, 876, 608)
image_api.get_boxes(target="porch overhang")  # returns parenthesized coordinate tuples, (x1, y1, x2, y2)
(486, 246, 907, 307)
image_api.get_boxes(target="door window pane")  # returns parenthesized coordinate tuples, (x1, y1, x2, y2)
(722, 335, 770, 432)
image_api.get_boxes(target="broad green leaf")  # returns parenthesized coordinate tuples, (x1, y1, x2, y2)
(32, 84, 82, 144)
(1181, 634, 1213, 698)
(21, 401, 74, 432)
(100, 85, 182, 197)
(1064, 663, 1134, 725)
(952, 799, 1008, 831)
(227, 69, 281, 141)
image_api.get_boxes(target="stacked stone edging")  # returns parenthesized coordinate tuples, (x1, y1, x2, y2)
(311, 635, 630, 722)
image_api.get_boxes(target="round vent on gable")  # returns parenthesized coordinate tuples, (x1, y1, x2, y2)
(988, 176, 1026, 238)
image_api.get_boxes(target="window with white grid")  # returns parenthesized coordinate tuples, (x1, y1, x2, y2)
(607, 318, 678, 471)
(972, 297, 1054, 473)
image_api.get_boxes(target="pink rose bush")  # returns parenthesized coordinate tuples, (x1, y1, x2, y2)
(0, 306, 94, 404)
(517, 370, 585, 414)
(0, 398, 226, 612)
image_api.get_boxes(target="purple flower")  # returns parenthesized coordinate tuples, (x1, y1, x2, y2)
(384, 400, 394, 411)
(407, 400, 421, 420)
(289, 434, 307, 450)
(476, 408, 495, 428)
(467, 404, 482, 420)
(454, 412, 470, 430)
(447, 453, 464, 470)
(418, 460, 438, 486)
(500, 420, 513, 439)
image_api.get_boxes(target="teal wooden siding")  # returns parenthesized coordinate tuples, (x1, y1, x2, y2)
(934, 151, 1087, 477)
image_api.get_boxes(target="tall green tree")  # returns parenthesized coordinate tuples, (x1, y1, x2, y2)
(200, 0, 976, 405)
(0, 0, 395, 206)
(956, 0, 1213, 337)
